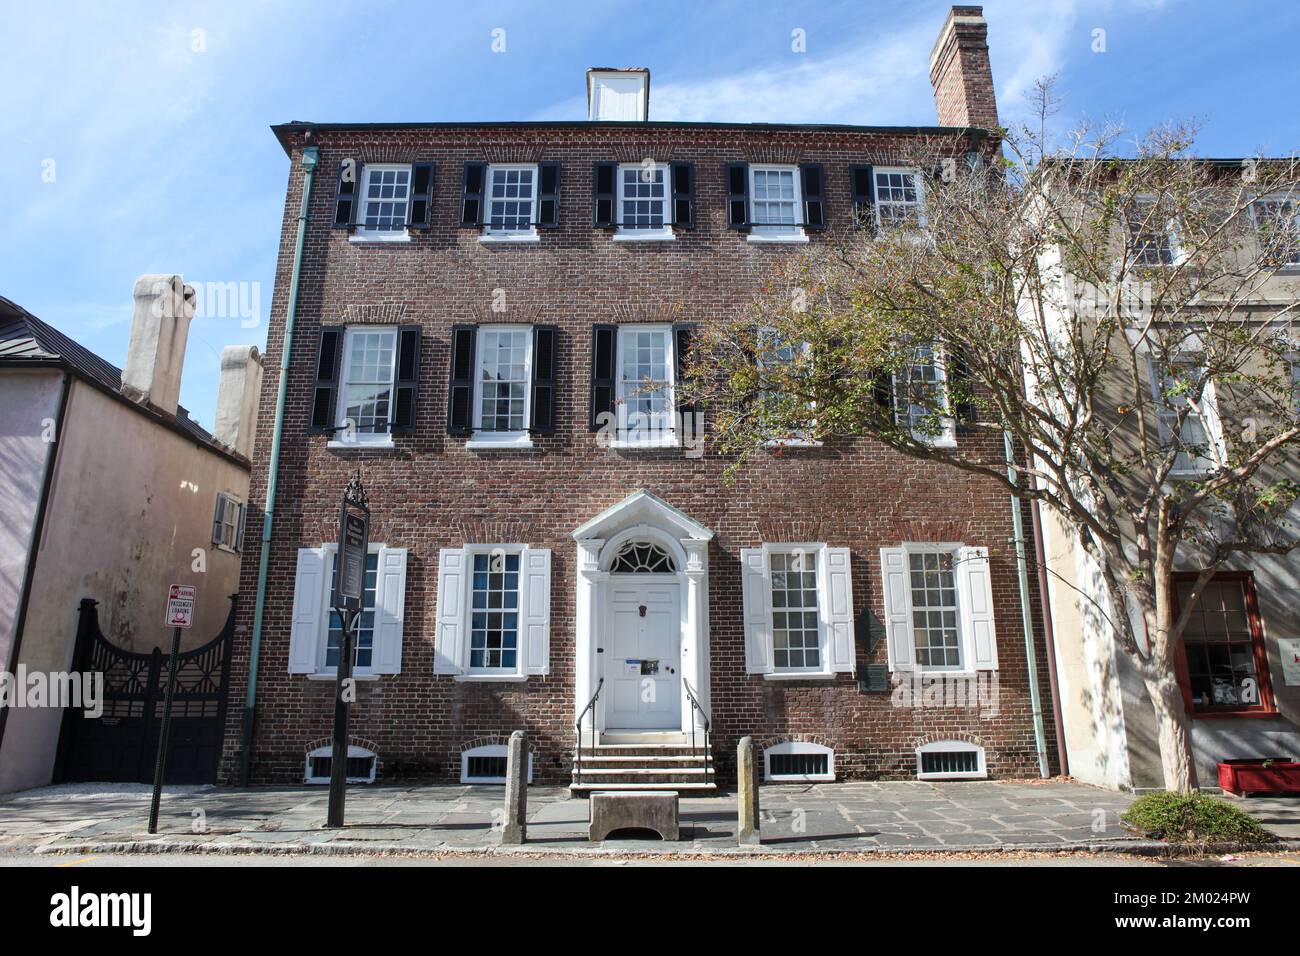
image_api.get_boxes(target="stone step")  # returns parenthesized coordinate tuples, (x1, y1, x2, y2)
(569, 782, 718, 794)
(574, 766, 714, 776)
(577, 755, 712, 767)
(577, 745, 710, 757)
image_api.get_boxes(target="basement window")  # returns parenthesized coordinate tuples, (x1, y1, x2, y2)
(305, 745, 377, 785)
(916, 741, 986, 780)
(460, 744, 534, 785)
(764, 742, 835, 782)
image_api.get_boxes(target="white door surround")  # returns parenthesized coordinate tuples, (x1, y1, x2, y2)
(572, 491, 713, 739)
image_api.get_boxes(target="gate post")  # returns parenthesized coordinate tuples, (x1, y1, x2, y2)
(52, 599, 100, 782)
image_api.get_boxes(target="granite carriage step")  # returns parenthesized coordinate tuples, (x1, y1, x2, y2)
(589, 789, 682, 841)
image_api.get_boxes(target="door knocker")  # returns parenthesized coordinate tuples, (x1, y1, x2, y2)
(639, 605, 647, 617)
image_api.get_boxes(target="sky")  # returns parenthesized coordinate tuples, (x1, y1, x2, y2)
(3, 0, 1299, 428)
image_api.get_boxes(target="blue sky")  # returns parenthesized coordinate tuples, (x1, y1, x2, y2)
(4, 0, 1299, 428)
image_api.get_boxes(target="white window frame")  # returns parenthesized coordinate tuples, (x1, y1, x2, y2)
(903, 544, 966, 673)
(352, 164, 412, 242)
(895, 344, 957, 448)
(332, 325, 398, 448)
(873, 166, 926, 231)
(915, 740, 986, 780)
(612, 323, 678, 449)
(747, 164, 807, 243)
(757, 330, 820, 447)
(481, 163, 540, 242)
(460, 744, 534, 784)
(313, 543, 384, 679)
(1126, 195, 1182, 267)
(614, 162, 675, 241)
(305, 744, 377, 784)
(1289, 351, 1300, 414)
(1147, 354, 1225, 476)
(468, 325, 534, 449)
(1249, 192, 1300, 269)
(764, 741, 835, 782)
(766, 544, 830, 676)
(464, 544, 527, 679)
(212, 492, 244, 552)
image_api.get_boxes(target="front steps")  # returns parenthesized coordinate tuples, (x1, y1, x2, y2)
(570, 731, 716, 794)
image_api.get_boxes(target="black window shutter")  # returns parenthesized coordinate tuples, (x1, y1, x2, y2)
(593, 162, 616, 228)
(673, 323, 699, 425)
(538, 162, 562, 228)
(530, 325, 559, 434)
(332, 160, 359, 228)
(460, 162, 486, 227)
(671, 162, 695, 229)
(947, 348, 977, 432)
(211, 494, 225, 544)
(726, 162, 749, 229)
(408, 162, 436, 229)
(310, 326, 344, 433)
(871, 368, 894, 411)
(800, 163, 826, 230)
(392, 325, 422, 433)
(589, 324, 617, 431)
(849, 164, 876, 230)
(447, 325, 477, 435)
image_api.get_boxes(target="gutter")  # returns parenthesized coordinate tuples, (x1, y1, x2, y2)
(1004, 432, 1051, 778)
(0, 371, 72, 757)
(240, 144, 320, 785)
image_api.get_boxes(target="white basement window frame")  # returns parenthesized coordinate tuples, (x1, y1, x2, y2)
(460, 744, 534, 784)
(434, 544, 552, 681)
(614, 162, 674, 240)
(333, 325, 398, 447)
(481, 164, 540, 242)
(739, 543, 857, 679)
(916, 740, 986, 780)
(879, 543, 998, 675)
(764, 741, 835, 782)
(353, 164, 412, 242)
(468, 324, 534, 449)
(748, 165, 807, 243)
(305, 744, 378, 784)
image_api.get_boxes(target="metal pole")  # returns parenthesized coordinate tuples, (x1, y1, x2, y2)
(326, 608, 355, 828)
(147, 626, 183, 834)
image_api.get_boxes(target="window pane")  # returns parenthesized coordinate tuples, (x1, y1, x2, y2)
(618, 327, 672, 441)
(326, 552, 379, 669)
(1176, 578, 1260, 710)
(470, 552, 520, 670)
(362, 167, 410, 231)
(909, 552, 962, 669)
(620, 166, 667, 229)
(342, 330, 396, 433)
(488, 167, 535, 230)
(477, 329, 529, 432)
(769, 552, 821, 670)
(875, 170, 921, 228)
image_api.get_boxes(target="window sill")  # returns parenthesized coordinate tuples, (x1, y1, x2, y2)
(306, 672, 381, 682)
(764, 437, 822, 448)
(747, 232, 808, 244)
(327, 439, 395, 451)
(349, 232, 411, 244)
(479, 231, 540, 244)
(764, 671, 836, 681)
(466, 434, 535, 451)
(613, 230, 676, 242)
(609, 436, 680, 450)
(453, 673, 529, 683)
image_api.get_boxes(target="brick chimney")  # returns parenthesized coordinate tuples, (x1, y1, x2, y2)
(121, 273, 195, 417)
(929, 6, 999, 130)
(213, 345, 263, 458)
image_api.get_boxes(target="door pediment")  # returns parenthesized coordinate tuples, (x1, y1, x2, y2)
(571, 490, 714, 544)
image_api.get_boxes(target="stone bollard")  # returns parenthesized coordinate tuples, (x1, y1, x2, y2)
(737, 735, 761, 845)
(501, 730, 527, 845)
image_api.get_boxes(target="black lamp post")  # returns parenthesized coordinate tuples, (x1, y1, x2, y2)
(326, 469, 369, 828)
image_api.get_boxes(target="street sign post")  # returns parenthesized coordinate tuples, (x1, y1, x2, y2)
(327, 470, 370, 829)
(148, 584, 194, 833)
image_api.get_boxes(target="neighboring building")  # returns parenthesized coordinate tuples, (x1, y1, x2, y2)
(221, 6, 1064, 788)
(0, 276, 262, 793)
(1030, 166, 1300, 791)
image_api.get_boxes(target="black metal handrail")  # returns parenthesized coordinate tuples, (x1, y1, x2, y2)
(574, 678, 604, 787)
(682, 678, 711, 774)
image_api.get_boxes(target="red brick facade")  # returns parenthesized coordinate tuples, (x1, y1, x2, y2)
(218, 6, 1060, 787)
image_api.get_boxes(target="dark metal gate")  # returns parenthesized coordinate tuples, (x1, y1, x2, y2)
(54, 594, 236, 785)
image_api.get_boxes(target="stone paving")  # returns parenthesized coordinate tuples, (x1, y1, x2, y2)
(0, 779, 1294, 858)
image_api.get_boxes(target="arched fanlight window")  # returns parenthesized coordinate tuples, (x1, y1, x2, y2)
(610, 541, 677, 573)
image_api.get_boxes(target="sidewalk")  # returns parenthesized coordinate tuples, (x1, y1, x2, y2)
(0, 780, 1295, 859)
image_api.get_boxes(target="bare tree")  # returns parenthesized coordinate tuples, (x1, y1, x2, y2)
(684, 84, 1300, 793)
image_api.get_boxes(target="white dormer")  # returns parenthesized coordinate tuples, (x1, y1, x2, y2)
(586, 68, 649, 121)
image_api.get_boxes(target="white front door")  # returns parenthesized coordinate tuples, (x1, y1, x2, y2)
(605, 581, 681, 729)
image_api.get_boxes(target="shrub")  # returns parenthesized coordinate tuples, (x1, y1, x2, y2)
(1122, 791, 1276, 844)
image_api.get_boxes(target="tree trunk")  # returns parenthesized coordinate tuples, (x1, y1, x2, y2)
(1144, 672, 1198, 793)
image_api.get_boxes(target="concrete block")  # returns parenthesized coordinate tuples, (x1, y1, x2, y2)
(588, 790, 679, 841)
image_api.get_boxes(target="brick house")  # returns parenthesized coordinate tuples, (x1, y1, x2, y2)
(220, 5, 1063, 788)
